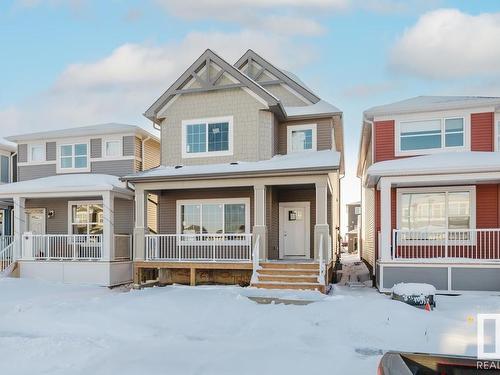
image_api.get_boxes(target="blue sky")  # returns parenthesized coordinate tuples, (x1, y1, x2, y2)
(1, 0, 500, 227)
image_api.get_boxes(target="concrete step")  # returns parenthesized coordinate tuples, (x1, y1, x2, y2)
(259, 262, 318, 270)
(252, 281, 325, 292)
(257, 268, 319, 276)
(257, 274, 319, 283)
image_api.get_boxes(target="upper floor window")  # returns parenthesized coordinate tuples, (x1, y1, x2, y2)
(0, 155, 9, 183)
(182, 116, 233, 158)
(398, 117, 465, 154)
(287, 124, 317, 153)
(30, 144, 45, 162)
(104, 140, 122, 157)
(60, 143, 88, 170)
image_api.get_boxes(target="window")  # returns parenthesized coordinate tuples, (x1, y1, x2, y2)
(178, 199, 249, 234)
(70, 202, 103, 235)
(105, 140, 122, 157)
(59, 143, 88, 170)
(0, 156, 9, 183)
(287, 124, 317, 153)
(30, 144, 45, 162)
(398, 117, 465, 153)
(182, 117, 233, 158)
(399, 189, 473, 232)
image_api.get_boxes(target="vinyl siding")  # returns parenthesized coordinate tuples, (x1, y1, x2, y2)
(278, 117, 334, 154)
(114, 198, 134, 234)
(143, 139, 161, 171)
(471, 112, 494, 151)
(123, 136, 135, 157)
(361, 185, 375, 270)
(374, 120, 395, 162)
(158, 187, 254, 234)
(46, 142, 56, 161)
(90, 138, 102, 158)
(18, 164, 56, 181)
(18, 144, 28, 163)
(476, 184, 499, 228)
(90, 159, 135, 177)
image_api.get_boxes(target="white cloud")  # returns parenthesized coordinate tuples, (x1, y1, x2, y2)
(390, 9, 500, 79)
(0, 30, 314, 136)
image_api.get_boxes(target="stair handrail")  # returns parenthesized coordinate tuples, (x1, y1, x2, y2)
(0, 241, 16, 276)
(318, 233, 326, 285)
(251, 234, 261, 284)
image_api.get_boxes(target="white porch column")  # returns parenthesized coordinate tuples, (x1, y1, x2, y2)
(252, 184, 267, 260)
(314, 180, 329, 260)
(102, 191, 114, 261)
(133, 186, 147, 261)
(13, 196, 26, 260)
(379, 177, 392, 261)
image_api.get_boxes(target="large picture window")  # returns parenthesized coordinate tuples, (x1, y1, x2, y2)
(399, 188, 473, 232)
(178, 199, 249, 235)
(70, 202, 103, 235)
(182, 117, 233, 158)
(398, 117, 465, 154)
(60, 143, 88, 170)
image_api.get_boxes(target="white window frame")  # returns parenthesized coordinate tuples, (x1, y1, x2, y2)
(67, 200, 104, 236)
(29, 143, 46, 163)
(396, 186, 476, 244)
(287, 123, 317, 153)
(102, 137, 123, 159)
(395, 116, 468, 156)
(57, 142, 90, 173)
(181, 116, 234, 159)
(176, 198, 251, 237)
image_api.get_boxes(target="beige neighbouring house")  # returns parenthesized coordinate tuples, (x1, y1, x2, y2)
(123, 49, 344, 292)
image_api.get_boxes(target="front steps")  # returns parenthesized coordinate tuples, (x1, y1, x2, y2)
(251, 262, 326, 293)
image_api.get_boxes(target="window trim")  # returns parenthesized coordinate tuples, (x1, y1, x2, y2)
(29, 143, 46, 163)
(287, 123, 317, 153)
(395, 116, 468, 156)
(396, 186, 476, 243)
(67, 200, 104, 236)
(102, 137, 123, 159)
(57, 142, 90, 173)
(181, 116, 234, 159)
(176, 198, 251, 235)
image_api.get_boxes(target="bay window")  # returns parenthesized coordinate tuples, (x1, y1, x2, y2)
(60, 143, 88, 170)
(182, 117, 233, 158)
(398, 117, 465, 153)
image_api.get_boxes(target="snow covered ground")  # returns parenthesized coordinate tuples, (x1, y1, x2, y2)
(1, 278, 499, 375)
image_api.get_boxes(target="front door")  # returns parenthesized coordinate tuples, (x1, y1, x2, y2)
(279, 202, 310, 259)
(26, 209, 46, 234)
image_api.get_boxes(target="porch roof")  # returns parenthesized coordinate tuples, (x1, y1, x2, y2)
(123, 149, 340, 182)
(366, 152, 500, 186)
(0, 174, 132, 198)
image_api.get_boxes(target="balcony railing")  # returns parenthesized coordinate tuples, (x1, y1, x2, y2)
(145, 233, 253, 262)
(393, 229, 500, 261)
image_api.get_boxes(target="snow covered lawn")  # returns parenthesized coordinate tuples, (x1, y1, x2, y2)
(1, 278, 499, 375)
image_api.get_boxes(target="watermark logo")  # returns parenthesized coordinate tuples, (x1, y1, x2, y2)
(477, 314, 500, 360)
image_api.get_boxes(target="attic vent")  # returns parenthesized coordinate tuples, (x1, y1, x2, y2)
(230, 162, 239, 165)
(174, 165, 183, 169)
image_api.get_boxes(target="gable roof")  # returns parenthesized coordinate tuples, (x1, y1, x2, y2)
(144, 49, 284, 123)
(6, 123, 159, 143)
(234, 49, 321, 104)
(365, 95, 500, 118)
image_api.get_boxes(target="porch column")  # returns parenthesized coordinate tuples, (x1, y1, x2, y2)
(102, 191, 114, 261)
(133, 186, 147, 261)
(314, 180, 329, 260)
(253, 184, 267, 260)
(13, 196, 26, 260)
(379, 178, 392, 261)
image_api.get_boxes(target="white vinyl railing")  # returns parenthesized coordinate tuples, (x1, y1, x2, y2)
(114, 234, 132, 260)
(23, 234, 103, 260)
(145, 233, 253, 262)
(0, 236, 14, 251)
(393, 229, 500, 261)
(0, 241, 15, 273)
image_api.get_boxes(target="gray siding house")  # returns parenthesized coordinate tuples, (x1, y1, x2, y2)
(0, 123, 160, 286)
(124, 49, 344, 292)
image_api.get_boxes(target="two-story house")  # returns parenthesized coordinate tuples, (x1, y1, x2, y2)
(358, 96, 500, 293)
(0, 138, 16, 242)
(0, 123, 160, 286)
(124, 49, 344, 292)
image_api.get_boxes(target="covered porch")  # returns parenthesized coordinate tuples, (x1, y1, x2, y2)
(0, 174, 134, 286)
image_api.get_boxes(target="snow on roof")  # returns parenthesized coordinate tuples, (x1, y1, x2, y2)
(284, 100, 342, 118)
(124, 149, 340, 181)
(365, 96, 500, 118)
(0, 138, 16, 152)
(366, 152, 500, 186)
(0, 174, 132, 197)
(5, 123, 159, 143)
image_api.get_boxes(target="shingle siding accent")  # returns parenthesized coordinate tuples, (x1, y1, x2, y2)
(18, 164, 56, 181)
(90, 138, 102, 158)
(123, 136, 135, 157)
(18, 144, 28, 163)
(471, 112, 494, 151)
(46, 142, 56, 161)
(90, 160, 135, 177)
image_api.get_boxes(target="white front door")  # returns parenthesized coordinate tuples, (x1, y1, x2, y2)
(26, 209, 46, 234)
(279, 202, 310, 259)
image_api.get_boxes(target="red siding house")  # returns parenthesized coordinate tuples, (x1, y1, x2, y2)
(357, 96, 500, 293)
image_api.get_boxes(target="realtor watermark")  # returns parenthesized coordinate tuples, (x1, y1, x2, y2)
(477, 314, 500, 370)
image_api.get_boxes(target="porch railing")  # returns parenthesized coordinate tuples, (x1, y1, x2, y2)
(0, 236, 14, 251)
(145, 233, 253, 262)
(23, 234, 103, 260)
(393, 229, 500, 261)
(0, 241, 15, 273)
